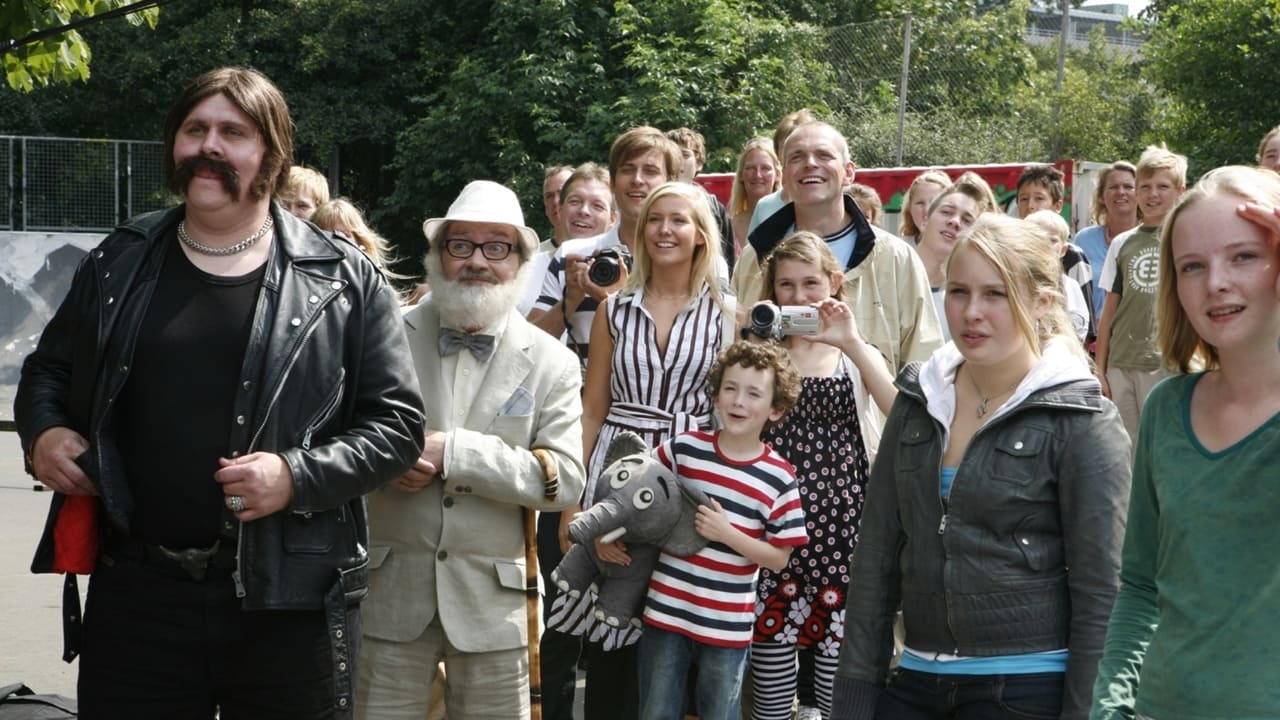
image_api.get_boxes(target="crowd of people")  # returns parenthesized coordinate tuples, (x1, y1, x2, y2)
(14, 65, 1280, 720)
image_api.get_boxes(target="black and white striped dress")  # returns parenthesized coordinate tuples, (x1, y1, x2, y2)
(582, 284, 730, 504)
(551, 283, 730, 649)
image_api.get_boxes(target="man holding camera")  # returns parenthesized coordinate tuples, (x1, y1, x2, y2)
(528, 128, 681, 366)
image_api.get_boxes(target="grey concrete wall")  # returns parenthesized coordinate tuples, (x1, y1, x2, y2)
(0, 232, 103, 423)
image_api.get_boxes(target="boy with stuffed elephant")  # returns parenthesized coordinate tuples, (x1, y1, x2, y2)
(637, 341, 809, 720)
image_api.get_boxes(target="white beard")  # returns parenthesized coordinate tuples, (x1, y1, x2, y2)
(424, 251, 532, 331)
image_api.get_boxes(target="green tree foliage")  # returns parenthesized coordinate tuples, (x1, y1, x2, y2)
(1, 0, 159, 91)
(1142, 0, 1280, 175)
(1, 0, 1166, 281)
(1010, 28, 1158, 163)
(379, 0, 841, 263)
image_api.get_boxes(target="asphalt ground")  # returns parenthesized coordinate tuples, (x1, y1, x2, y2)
(0, 430, 79, 697)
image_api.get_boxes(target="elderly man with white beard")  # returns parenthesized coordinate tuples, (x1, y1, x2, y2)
(356, 180, 586, 720)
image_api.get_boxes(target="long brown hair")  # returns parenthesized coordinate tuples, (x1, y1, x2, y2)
(163, 67, 293, 202)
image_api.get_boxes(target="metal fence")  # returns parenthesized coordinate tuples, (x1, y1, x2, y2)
(824, 7, 1147, 169)
(2, 135, 168, 233)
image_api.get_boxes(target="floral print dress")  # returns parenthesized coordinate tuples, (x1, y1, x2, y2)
(753, 356, 871, 657)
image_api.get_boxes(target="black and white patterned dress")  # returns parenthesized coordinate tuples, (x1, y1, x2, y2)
(753, 355, 871, 657)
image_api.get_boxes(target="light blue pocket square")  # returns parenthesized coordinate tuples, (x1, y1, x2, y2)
(499, 387, 534, 417)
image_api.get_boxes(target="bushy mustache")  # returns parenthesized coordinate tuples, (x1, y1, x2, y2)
(457, 269, 500, 284)
(173, 156, 240, 200)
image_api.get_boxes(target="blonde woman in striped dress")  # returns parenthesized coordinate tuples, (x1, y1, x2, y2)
(572, 181, 734, 719)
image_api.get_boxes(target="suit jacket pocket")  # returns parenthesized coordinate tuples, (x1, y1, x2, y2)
(498, 387, 534, 417)
(493, 560, 526, 592)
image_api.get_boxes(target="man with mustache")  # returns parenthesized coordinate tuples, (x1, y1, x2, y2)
(15, 67, 426, 718)
(356, 180, 586, 720)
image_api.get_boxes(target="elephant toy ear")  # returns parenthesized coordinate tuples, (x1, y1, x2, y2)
(602, 431, 648, 470)
(662, 477, 713, 557)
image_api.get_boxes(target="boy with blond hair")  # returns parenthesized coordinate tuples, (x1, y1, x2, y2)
(1025, 209, 1092, 343)
(1095, 144, 1187, 445)
(278, 165, 330, 220)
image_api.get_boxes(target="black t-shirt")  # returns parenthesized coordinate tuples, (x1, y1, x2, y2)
(117, 234, 265, 547)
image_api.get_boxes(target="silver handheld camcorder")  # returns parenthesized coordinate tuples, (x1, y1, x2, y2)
(748, 302, 820, 340)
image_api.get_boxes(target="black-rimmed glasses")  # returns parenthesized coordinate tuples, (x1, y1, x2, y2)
(444, 239, 515, 261)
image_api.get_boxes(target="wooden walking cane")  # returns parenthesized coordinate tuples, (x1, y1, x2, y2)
(523, 506, 544, 720)
(526, 449, 561, 720)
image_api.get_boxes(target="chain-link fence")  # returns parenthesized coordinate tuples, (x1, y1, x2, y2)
(2, 136, 168, 233)
(1, 139, 12, 231)
(824, 7, 1149, 171)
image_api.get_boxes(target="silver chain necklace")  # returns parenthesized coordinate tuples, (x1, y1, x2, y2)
(178, 215, 274, 256)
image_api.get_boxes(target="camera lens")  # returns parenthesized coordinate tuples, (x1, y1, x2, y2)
(588, 257, 621, 287)
(750, 303, 779, 327)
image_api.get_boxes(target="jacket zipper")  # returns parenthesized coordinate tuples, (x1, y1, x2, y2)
(301, 370, 345, 451)
(234, 301, 330, 599)
(935, 411, 1020, 655)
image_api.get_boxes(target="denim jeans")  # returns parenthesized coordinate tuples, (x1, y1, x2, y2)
(637, 626, 747, 720)
(875, 668, 1064, 720)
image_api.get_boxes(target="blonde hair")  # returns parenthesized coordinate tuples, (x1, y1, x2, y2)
(1090, 161, 1137, 225)
(848, 183, 883, 227)
(900, 170, 951, 237)
(1136, 144, 1188, 186)
(1024, 209, 1070, 248)
(1256, 125, 1280, 165)
(728, 138, 780, 217)
(929, 171, 998, 218)
(947, 214, 1083, 360)
(762, 231, 846, 303)
(625, 182, 725, 311)
(1158, 165, 1280, 372)
(311, 198, 396, 271)
(282, 165, 330, 206)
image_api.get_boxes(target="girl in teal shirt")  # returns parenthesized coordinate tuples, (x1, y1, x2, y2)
(1091, 165, 1280, 719)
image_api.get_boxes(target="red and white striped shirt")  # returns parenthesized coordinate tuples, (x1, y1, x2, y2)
(644, 430, 807, 647)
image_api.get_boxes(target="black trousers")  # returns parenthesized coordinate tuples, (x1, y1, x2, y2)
(537, 510, 582, 720)
(77, 555, 342, 720)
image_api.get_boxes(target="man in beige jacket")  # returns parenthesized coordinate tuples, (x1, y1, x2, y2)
(357, 181, 585, 720)
(732, 121, 942, 373)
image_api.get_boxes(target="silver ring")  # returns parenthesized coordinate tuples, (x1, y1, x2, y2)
(227, 495, 245, 513)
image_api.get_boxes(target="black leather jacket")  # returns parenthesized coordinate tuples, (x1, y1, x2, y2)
(15, 205, 425, 707)
(833, 360, 1131, 720)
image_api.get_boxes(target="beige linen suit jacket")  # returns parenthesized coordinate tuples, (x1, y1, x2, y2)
(361, 301, 585, 653)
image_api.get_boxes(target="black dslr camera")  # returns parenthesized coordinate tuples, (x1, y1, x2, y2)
(587, 246, 633, 287)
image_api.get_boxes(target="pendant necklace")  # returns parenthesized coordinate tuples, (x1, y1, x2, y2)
(967, 367, 1019, 419)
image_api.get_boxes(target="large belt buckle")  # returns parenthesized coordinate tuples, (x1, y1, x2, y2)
(157, 539, 221, 582)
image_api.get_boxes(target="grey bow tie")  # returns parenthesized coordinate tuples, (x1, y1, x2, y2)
(439, 328, 496, 362)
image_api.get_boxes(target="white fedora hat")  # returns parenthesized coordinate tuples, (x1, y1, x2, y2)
(422, 180, 539, 257)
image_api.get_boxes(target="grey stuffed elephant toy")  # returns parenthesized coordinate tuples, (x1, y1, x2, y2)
(550, 431, 710, 629)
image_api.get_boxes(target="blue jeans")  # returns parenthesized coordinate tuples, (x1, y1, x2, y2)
(876, 668, 1064, 720)
(637, 626, 747, 720)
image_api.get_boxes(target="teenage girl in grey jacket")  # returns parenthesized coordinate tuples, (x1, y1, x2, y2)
(831, 215, 1132, 720)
